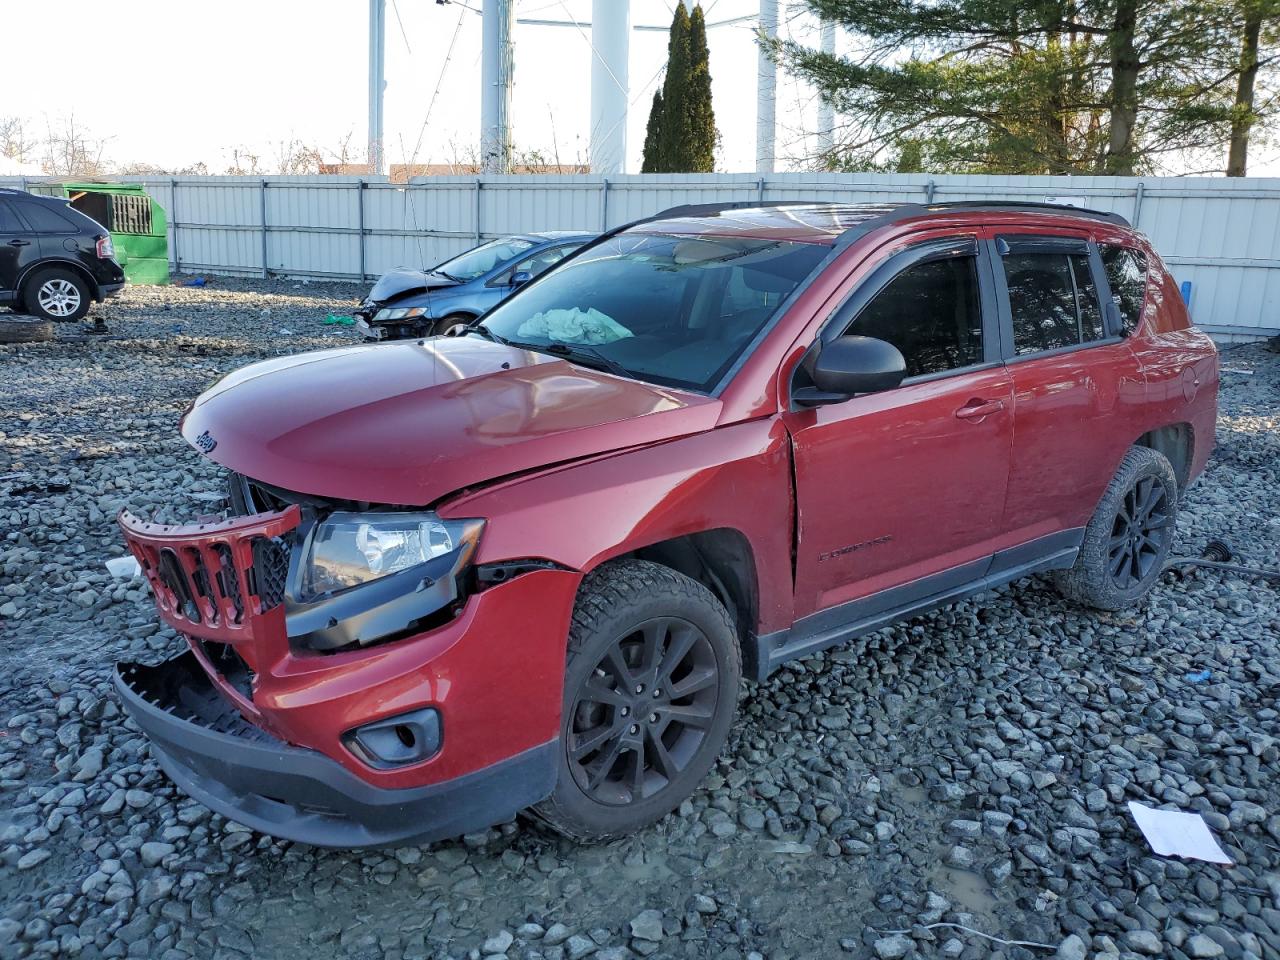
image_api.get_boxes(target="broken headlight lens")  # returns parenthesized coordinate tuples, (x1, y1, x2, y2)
(373, 306, 428, 322)
(302, 512, 483, 597)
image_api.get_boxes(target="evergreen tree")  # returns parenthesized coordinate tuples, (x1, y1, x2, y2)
(658, 2, 693, 171)
(685, 5, 718, 171)
(641, 90, 665, 173)
(778, 0, 1278, 175)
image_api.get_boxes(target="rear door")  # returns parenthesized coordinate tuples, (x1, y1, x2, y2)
(990, 232, 1146, 545)
(784, 235, 1014, 619)
(0, 200, 36, 300)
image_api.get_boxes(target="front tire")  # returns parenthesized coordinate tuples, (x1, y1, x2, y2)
(1053, 446, 1178, 611)
(532, 560, 741, 841)
(24, 268, 92, 322)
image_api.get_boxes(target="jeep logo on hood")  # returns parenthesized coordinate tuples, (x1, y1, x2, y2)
(194, 430, 218, 455)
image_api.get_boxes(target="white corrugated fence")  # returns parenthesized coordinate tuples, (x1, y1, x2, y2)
(4, 172, 1278, 339)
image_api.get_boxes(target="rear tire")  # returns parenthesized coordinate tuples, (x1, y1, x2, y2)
(24, 268, 92, 322)
(531, 560, 741, 841)
(1053, 446, 1178, 611)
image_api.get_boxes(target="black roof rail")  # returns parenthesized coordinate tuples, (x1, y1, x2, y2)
(649, 199, 830, 220)
(926, 200, 1129, 226)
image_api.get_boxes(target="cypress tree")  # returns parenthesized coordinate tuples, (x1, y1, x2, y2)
(641, 90, 665, 173)
(658, 2, 692, 171)
(685, 5, 718, 171)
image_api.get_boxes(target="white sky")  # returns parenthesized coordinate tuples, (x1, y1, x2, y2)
(5, 0, 1276, 176)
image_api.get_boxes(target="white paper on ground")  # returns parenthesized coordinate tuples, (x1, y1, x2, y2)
(105, 556, 142, 580)
(1127, 801, 1233, 864)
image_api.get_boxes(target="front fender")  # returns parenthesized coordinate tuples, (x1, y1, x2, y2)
(437, 418, 797, 635)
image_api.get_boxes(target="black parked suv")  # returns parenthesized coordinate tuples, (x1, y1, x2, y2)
(0, 188, 125, 322)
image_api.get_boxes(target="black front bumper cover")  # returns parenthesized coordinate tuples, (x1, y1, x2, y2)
(114, 651, 556, 848)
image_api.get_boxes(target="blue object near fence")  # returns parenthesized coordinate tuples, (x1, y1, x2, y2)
(1180, 280, 1192, 305)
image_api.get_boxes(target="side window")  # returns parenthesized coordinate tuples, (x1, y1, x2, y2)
(1101, 245, 1149, 335)
(0, 200, 21, 233)
(1003, 251, 1105, 355)
(842, 255, 983, 378)
(14, 201, 78, 234)
(495, 243, 582, 284)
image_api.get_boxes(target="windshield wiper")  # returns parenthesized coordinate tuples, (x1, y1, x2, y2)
(431, 270, 463, 282)
(540, 342, 630, 378)
(466, 324, 508, 345)
(498, 338, 629, 378)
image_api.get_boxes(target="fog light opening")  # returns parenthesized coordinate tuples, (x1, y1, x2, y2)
(343, 707, 441, 769)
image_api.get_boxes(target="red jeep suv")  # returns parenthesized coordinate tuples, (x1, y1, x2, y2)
(115, 201, 1217, 846)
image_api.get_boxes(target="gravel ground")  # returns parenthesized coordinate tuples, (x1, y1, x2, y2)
(1, 278, 1279, 960)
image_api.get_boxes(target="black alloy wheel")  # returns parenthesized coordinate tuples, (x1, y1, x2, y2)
(531, 559, 741, 841)
(566, 616, 719, 806)
(1108, 474, 1172, 588)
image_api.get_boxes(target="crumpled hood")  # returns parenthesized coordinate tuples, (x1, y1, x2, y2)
(181, 337, 721, 506)
(367, 268, 458, 303)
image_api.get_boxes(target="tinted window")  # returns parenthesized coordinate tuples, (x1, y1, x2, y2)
(14, 201, 78, 233)
(495, 242, 584, 284)
(1004, 252, 1105, 355)
(843, 256, 983, 377)
(479, 233, 827, 392)
(0, 201, 21, 233)
(433, 237, 536, 281)
(1101, 245, 1148, 335)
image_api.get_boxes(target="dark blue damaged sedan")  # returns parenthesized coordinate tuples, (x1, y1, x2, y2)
(355, 231, 595, 341)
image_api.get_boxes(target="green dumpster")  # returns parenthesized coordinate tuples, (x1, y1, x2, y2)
(35, 182, 169, 285)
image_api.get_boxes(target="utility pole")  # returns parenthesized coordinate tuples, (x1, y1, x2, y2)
(756, 0, 777, 175)
(368, 0, 386, 175)
(481, 0, 515, 174)
(816, 19, 835, 158)
(590, 0, 630, 175)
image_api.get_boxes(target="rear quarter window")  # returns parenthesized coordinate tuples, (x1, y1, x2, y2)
(1100, 245, 1149, 335)
(15, 201, 80, 234)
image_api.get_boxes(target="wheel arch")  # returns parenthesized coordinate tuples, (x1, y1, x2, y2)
(1134, 421, 1193, 493)
(19, 259, 101, 303)
(599, 529, 760, 667)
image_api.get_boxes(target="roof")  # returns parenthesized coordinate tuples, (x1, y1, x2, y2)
(628, 200, 1129, 246)
(517, 230, 597, 242)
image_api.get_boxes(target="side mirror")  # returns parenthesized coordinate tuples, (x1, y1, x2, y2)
(796, 335, 907, 406)
(510, 271, 532, 287)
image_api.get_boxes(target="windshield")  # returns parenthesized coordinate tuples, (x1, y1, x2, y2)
(432, 237, 536, 281)
(478, 233, 828, 392)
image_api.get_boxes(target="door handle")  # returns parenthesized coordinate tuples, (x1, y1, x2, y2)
(955, 399, 1006, 420)
(8, 239, 30, 246)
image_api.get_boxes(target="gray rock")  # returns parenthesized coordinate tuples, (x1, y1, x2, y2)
(483, 930, 514, 955)
(873, 933, 913, 959)
(628, 910, 664, 943)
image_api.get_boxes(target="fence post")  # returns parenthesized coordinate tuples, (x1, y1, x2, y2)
(357, 180, 367, 282)
(260, 179, 269, 280)
(474, 178, 483, 243)
(1132, 180, 1145, 227)
(170, 178, 180, 273)
(600, 178, 610, 231)
(925, 178, 936, 204)
(757, 177, 765, 203)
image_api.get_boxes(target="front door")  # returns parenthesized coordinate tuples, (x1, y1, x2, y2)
(784, 236, 1014, 620)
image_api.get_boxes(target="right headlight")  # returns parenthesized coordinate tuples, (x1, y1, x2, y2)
(302, 511, 484, 598)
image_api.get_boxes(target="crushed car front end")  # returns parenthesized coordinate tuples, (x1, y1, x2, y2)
(114, 473, 577, 848)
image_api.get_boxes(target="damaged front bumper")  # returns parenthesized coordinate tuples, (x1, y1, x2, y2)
(114, 653, 554, 847)
(114, 503, 578, 847)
